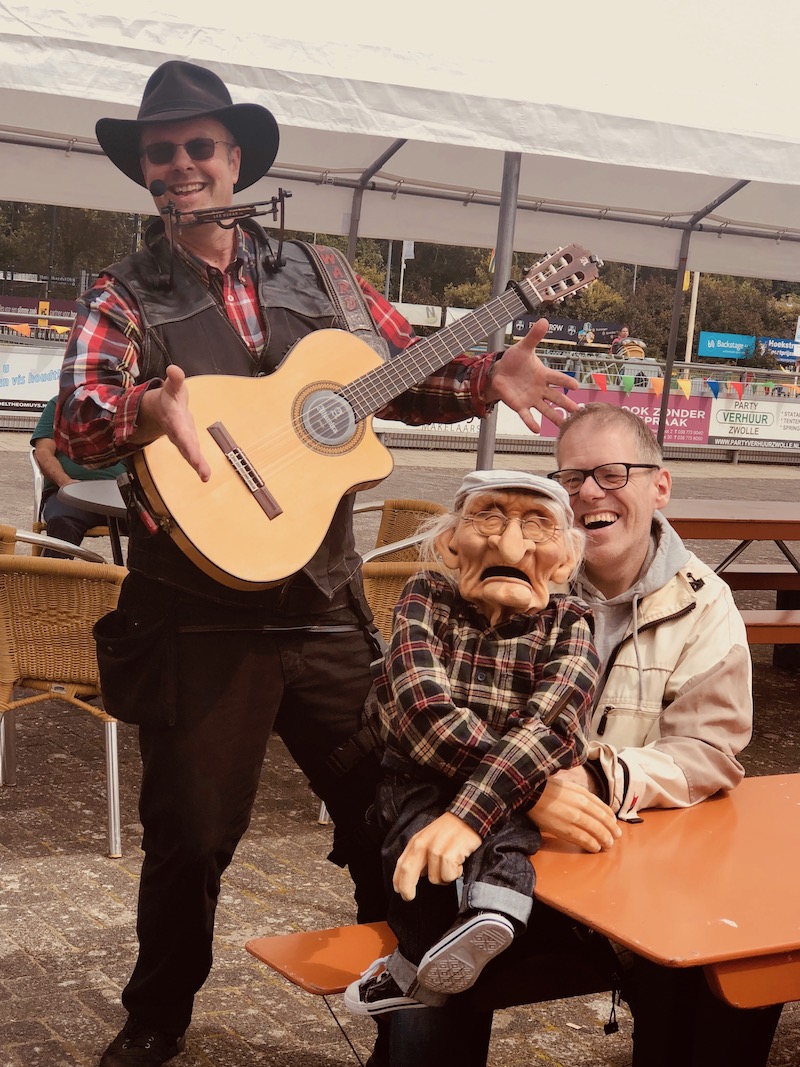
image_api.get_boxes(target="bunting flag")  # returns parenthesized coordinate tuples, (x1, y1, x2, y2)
(764, 381, 775, 392)
(592, 372, 608, 391)
(729, 381, 744, 400)
(649, 377, 664, 396)
(5, 323, 31, 336)
(488, 248, 496, 274)
(707, 379, 720, 398)
(621, 374, 636, 395)
(677, 378, 692, 400)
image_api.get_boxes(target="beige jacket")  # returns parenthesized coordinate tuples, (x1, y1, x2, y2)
(581, 550, 752, 821)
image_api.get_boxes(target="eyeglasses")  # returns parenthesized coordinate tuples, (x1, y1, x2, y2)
(548, 463, 660, 495)
(461, 511, 560, 543)
(141, 138, 235, 165)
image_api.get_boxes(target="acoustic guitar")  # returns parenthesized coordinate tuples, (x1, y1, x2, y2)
(133, 244, 601, 589)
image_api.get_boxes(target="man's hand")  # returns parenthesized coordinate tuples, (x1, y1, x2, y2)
(133, 365, 211, 481)
(393, 812, 482, 902)
(527, 775, 621, 853)
(484, 318, 580, 434)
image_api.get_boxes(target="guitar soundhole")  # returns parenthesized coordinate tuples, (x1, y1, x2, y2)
(299, 388, 359, 449)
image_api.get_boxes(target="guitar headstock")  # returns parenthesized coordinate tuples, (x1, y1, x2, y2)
(521, 244, 603, 307)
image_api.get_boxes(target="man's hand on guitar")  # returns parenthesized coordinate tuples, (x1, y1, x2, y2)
(134, 365, 212, 482)
(484, 318, 580, 434)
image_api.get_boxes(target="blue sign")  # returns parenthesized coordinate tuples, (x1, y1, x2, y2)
(762, 336, 798, 365)
(697, 332, 754, 360)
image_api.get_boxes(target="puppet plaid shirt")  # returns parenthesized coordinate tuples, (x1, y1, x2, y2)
(56, 227, 498, 466)
(365, 572, 599, 838)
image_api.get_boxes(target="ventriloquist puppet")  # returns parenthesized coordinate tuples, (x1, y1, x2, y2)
(345, 469, 600, 1016)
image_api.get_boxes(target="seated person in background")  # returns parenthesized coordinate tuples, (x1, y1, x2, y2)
(390, 404, 779, 1067)
(345, 470, 603, 1017)
(609, 324, 629, 355)
(31, 395, 126, 552)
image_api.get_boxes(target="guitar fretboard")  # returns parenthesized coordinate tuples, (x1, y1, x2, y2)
(340, 284, 533, 420)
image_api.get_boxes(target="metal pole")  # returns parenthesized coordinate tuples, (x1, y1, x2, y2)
(46, 204, 57, 297)
(476, 152, 522, 471)
(384, 240, 393, 301)
(684, 270, 700, 362)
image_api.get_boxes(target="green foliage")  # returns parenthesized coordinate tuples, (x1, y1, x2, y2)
(2, 202, 798, 362)
(0, 202, 136, 296)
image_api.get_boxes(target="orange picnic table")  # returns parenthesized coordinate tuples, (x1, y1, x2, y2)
(248, 774, 800, 1009)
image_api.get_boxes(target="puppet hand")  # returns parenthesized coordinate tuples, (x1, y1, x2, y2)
(527, 775, 620, 853)
(393, 813, 482, 901)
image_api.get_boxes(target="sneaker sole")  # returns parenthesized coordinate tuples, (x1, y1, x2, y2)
(417, 913, 515, 994)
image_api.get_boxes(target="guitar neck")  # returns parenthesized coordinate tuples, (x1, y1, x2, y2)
(340, 284, 534, 420)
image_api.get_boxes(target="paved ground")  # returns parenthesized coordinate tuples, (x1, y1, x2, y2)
(1, 430, 799, 1066)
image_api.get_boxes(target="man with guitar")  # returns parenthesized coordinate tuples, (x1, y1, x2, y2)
(56, 60, 588, 1067)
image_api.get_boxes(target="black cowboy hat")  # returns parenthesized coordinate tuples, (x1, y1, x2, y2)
(95, 60, 279, 193)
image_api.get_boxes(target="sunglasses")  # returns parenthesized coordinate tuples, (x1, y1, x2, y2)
(141, 138, 235, 166)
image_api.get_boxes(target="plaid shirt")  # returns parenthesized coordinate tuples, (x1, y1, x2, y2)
(366, 572, 599, 838)
(57, 227, 497, 465)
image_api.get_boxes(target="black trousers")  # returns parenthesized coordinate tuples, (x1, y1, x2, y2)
(120, 618, 385, 1034)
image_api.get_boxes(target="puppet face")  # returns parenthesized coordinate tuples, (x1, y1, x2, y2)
(436, 489, 577, 626)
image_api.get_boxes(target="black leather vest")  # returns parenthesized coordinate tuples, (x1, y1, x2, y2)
(102, 221, 382, 615)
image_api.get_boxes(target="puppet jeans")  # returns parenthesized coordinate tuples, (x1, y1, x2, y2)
(374, 767, 540, 989)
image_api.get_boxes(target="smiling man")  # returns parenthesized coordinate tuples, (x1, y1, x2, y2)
(344, 470, 603, 1017)
(547, 402, 751, 819)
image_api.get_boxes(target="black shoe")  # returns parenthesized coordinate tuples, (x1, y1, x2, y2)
(344, 956, 427, 1017)
(99, 1018, 186, 1066)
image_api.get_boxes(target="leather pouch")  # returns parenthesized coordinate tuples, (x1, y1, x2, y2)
(93, 607, 178, 727)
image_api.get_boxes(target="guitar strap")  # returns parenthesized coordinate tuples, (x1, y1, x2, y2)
(301, 243, 390, 362)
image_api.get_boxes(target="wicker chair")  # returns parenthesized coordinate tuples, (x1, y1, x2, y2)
(0, 522, 106, 563)
(355, 497, 447, 563)
(0, 548, 127, 857)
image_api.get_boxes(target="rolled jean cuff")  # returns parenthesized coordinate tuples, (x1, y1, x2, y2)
(467, 881, 533, 927)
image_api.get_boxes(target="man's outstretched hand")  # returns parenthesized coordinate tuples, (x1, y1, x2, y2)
(484, 318, 580, 434)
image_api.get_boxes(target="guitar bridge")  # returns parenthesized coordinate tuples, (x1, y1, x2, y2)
(207, 421, 283, 519)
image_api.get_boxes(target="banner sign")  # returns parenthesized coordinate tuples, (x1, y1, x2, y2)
(762, 336, 798, 365)
(512, 316, 621, 345)
(708, 397, 800, 450)
(0, 346, 63, 411)
(697, 331, 753, 360)
(376, 390, 800, 451)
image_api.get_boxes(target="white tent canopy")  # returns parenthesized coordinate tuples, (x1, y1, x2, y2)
(2, 1, 800, 281)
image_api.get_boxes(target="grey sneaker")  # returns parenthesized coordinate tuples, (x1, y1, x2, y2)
(417, 912, 515, 994)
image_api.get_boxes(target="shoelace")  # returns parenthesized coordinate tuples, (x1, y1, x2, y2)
(358, 954, 390, 982)
(122, 1031, 163, 1051)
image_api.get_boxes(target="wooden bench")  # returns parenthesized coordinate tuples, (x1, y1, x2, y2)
(246, 921, 397, 995)
(740, 609, 800, 645)
(720, 563, 800, 592)
(245, 920, 614, 1009)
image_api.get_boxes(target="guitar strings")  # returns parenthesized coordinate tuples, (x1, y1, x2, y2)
(191, 255, 590, 491)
